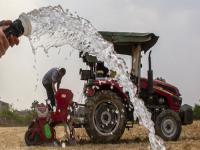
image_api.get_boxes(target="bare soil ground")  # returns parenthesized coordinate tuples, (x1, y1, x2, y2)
(0, 121, 200, 150)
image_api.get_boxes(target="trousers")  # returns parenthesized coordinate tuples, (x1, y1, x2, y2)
(43, 84, 55, 107)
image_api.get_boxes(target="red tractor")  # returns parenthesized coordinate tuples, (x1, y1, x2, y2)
(78, 31, 193, 142)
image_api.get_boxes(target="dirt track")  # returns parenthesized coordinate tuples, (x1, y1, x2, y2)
(1, 121, 200, 150)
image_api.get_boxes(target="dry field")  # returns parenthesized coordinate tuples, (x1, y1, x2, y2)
(1, 121, 200, 150)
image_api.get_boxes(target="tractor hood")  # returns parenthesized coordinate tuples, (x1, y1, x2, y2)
(140, 78, 181, 96)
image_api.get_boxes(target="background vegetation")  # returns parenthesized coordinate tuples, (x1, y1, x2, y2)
(0, 99, 200, 126)
(193, 102, 200, 120)
(0, 100, 38, 126)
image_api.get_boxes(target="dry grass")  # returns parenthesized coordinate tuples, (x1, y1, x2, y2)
(1, 121, 200, 150)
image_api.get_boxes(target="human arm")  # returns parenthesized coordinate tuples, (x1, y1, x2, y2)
(57, 81, 61, 91)
(52, 81, 57, 94)
(52, 70, 60, 93)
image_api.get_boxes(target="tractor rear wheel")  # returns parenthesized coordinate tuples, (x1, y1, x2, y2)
(155, 109, 182, 141)
(85, 90, 127, 143)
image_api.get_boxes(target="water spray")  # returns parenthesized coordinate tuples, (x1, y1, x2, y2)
(16, 6, 166, 149)
(3, 13, 32, 37)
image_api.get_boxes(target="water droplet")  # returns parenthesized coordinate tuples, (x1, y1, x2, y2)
(53, 106, 56, 112)
(115, 110, 119, 114)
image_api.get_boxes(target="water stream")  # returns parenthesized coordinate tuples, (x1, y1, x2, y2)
(24, 5, 165, 150)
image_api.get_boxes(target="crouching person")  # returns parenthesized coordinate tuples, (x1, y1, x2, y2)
(42, 67, 66, 109)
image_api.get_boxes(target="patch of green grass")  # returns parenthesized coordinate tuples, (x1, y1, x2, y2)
(0, 107, 36, 126)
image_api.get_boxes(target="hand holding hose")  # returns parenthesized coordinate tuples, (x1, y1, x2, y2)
(0, 14, 32, 58)
(0, 20, 19, 58)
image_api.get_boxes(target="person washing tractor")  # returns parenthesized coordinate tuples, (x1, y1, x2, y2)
(0, 20, 20, 57)
(0, 13, 32, 57)
(42, 67, 66, 109)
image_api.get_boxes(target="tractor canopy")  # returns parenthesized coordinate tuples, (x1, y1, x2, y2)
(99, 31, 159, 55)
(99, 31, 159, 85)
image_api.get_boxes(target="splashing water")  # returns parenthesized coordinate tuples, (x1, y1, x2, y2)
(24, 5, 165, 150)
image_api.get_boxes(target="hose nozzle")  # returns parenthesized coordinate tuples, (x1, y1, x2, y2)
(18, 13, 32, 36)
(4, 13, 32, 37)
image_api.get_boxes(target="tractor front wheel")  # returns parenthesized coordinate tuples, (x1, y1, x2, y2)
(155, 109, 182, 141)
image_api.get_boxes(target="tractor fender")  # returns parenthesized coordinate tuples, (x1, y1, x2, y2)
(85, 80, 129, 101)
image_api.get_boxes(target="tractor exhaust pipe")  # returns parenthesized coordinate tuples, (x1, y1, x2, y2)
(148, 51, 153, 95)
(3, 13, 32, 38)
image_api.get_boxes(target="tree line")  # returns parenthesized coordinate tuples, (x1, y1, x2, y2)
(193, 102, 200, 120)
(0, 100, 200, 126)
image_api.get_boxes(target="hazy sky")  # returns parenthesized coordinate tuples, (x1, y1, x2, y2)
(0, 0, 199, 110)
